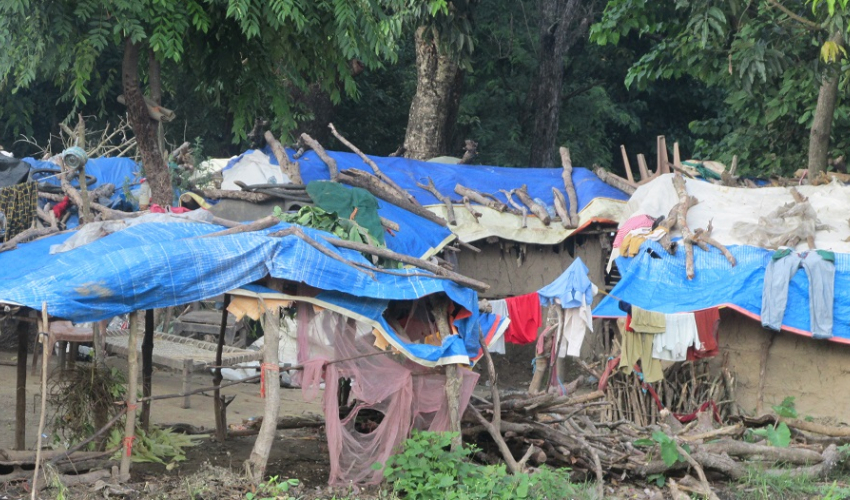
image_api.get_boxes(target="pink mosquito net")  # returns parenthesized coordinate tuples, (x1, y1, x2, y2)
(295, 303, 479, 485)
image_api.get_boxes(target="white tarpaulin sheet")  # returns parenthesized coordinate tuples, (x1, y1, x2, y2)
(426, 197, 626, 245)
(221, 150, 290, 190)
(618, 174, 850, 251)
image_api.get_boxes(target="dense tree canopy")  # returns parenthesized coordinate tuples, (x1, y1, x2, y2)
(1, 0, 847, 181)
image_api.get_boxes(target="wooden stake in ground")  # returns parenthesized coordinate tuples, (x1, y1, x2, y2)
(756, 332, 776, 415)
(214, 294, 232, 443)
(245, 305, 282, 482)
(559, 147, 580, 228)
(119, 312, 140, 481)
(141, 310, 154, 432)
(15, 316, 30, 450)
(31, 303, 50, 500)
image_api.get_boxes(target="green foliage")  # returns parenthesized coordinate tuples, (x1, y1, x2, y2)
(106, 425, 203, 467)
(48, 364, 126, 449)
(773, 396, 798, 419)
(591, 0, 850, 176)
(736, 467, 850, 500)
(245, 476, 300, 500)
(274, 205, 375, 246)
(0, 0, 421, 148)
(374, 430, 594, 500)
(750, 422, 792, 448)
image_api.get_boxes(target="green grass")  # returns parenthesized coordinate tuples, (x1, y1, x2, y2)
(733, 469, 850, 500)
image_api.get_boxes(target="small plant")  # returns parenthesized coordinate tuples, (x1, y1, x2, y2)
(373, 430, 594, 500)
(633, 432, 691, 487)
(245, 476, 300, 500)
(747, 396, 796, 447)
(106, 425, 203, 468)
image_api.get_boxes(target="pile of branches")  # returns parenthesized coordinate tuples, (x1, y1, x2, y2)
(462, 342, 849, 499)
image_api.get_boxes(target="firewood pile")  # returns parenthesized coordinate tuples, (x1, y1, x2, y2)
(463, 340, 849, 498)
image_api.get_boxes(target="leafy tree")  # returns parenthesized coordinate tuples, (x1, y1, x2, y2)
(592, 0, 850, 177)
(401, 0, 477, 160)
(0, 0, 411, 204)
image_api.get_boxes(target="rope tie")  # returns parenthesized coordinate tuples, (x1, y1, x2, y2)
(123, 436, 136, 457)
(126, 403, 138, 411)
(260, 363, 280, 398)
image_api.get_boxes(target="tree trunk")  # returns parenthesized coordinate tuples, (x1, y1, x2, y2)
(403, 26, 463, 160)
(527, 0, 593, 167)
(123, 40, 171, 206)
(807, 32, 844, 178)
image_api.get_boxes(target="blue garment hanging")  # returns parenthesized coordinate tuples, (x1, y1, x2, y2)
(539, 257, 594, 308)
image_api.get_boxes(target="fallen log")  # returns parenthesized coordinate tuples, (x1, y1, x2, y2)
(700, 439, 823, 464)
(417, 177, 456, 225)
(299, 133, 338, 181)
(514, 185, 551, 225)
(197, 188, 274, 203)
(594, 167, 636, 195)
(559, 147, 580, 228)
(672, 173, 696, 279)
(551, 188, 573, 229)
(329, 123, 416, 206)
(499, 189, 527, 227)
(263, 131, 303, 184)
(338, 169, 448, 227)
(454, 184, 507, 212)
(321, 236, 489, 292)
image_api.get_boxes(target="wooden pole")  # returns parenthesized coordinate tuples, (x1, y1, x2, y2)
(214, 295, 231, 442)
(15, 315, 31, 450)
(141, 309, 154, 432)
(657, 136, 670, 175)
(673, 142, 682, 170)
(244, 306, 282, 482)
(620, 145, 635, 183)
(756, 332, 776, 415)
(559, 147, 580, 227)
(637, 154, 650, 181)
(31, 303, 49, 500)
(119, 312, 140, 481)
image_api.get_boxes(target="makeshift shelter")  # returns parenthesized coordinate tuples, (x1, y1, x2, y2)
(0, 210, 507, 485)
(215, 146, 630, 296)
(594, 173, 850, 420)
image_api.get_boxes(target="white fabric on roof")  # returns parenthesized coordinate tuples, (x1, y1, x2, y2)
(616, 174, 850, 251)
(425, 197, 626, 245)
(221, 150, 290, 190)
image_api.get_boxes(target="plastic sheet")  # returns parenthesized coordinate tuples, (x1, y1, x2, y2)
(297, 304, 478, 485)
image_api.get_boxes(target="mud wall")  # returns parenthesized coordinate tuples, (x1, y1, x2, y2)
(716, 309, 850, 422)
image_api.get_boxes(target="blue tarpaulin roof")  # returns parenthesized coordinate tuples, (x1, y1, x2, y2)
(0, 220, 499, 365)
(593, 241, 850, 345)
(226, 147, 630, 210)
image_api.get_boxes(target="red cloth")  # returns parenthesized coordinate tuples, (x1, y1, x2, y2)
(504, 292, 541, 344)
(687, 308, 720, 360)
(150, 204, 167, 213)
(52, 196, 70, 218)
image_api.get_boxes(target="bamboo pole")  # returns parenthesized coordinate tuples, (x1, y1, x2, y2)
(31, 303, 49, 500)
(141, 310, 154, 432)
(214, 295, 232, 442)
(119, 312, 140, 481)
(15, 315, 30, 450)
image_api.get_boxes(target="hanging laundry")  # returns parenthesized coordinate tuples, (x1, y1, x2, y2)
(631, 305, 666, 334)
(488, 299, 509, 354)
(613, 214, 656, 249)
(559, 306, 593, 358)
(504, 292, 541, 344)
(652, 313, 700, 362)
(761, 249, 834, 339)
(539, 258, 598, 357)
(687, 308, 721, 360)
(619, 315, 664, 383)
(539, 257, 595, 308)
(0, 181, 37, 241)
